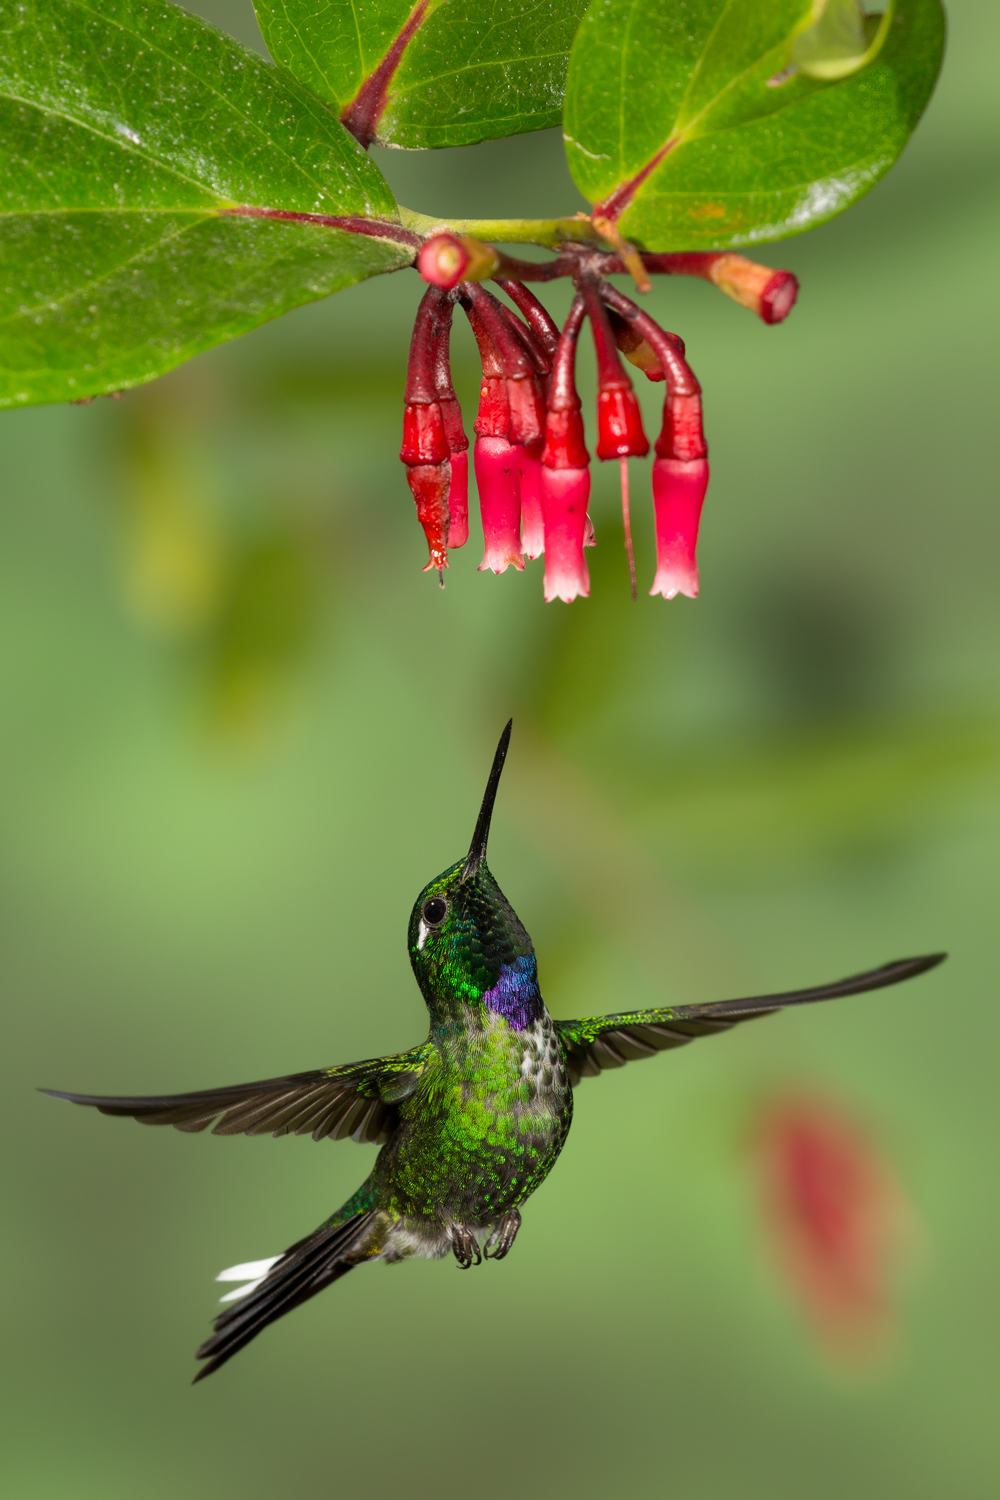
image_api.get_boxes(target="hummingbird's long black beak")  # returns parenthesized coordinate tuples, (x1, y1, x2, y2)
(461, 720, 512, 881)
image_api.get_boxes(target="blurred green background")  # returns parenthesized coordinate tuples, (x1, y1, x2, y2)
(3, 2, 998, 1495)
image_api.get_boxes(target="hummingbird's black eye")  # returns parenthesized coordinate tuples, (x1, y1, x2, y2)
(422, 896, 448, 926)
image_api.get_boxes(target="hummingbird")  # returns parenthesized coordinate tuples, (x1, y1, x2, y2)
(45, 722, 944, 1381)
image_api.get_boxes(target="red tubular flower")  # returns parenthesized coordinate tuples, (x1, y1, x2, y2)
(580, 278, 649, 462)
(580, 278, 649, 599)
(463, 293, 524, 574)
(540, 296, 590, 603)
(755, 1093, 910, 1362)
(600, 282, 708, 599)
(648, 457, 709, 599)
(401, 286, 452, 573)
(474, 437, 523, 574)
(431, 296, 469, 550)
(518, 440, 545, 560)
(446, 452, 469, 549)
(493, 293, 555, 565)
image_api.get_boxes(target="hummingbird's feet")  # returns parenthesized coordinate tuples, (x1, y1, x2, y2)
(484, 1209, 521, 1261)
(451, 1225, 482, 1269)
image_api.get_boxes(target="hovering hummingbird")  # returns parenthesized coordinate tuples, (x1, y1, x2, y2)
(45, 722, 944, 1381)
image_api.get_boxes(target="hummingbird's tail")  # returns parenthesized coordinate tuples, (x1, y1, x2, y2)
(194, 1209, 379, 1382)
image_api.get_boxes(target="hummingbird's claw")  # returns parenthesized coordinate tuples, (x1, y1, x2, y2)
(451, 1225, 482, 1269)
(484, 1209, 521, 1261)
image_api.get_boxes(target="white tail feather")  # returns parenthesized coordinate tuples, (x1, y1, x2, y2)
(216, 1255, 281, 1283)
(219, 1276, 266, 1303)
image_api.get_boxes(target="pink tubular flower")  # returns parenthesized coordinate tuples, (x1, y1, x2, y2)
(600, 282, 709, 600)
(540, 463, 590, 602)
(518, 439, 545, 560)
(540, 295, 590, 603)
(463, 292, 524, 574)
(474, 436, 523, 574)
(649, 456, 709, 599)
(446, 451, 469, 549)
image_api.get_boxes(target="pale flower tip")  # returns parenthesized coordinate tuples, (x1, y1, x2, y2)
(543, 569, 590, 604)
(478, 550, 525, 574)
(649, 564, 699, 600)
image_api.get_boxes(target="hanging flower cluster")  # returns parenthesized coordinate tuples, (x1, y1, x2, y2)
(401, 237, 798, 602)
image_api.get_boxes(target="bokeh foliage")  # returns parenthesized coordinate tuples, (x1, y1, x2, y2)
(2, 1, 998, 1498)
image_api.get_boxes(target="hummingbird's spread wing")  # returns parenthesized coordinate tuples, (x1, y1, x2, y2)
(555, 954, 944, 1087)
(42, 1045, 430, 1144)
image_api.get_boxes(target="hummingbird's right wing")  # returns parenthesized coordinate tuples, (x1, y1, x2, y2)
(41, 1044, 431, 1144)
(555, 954, 944, 1087)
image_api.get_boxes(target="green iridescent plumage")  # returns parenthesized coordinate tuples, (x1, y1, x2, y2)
(44, 722, 944, 1380)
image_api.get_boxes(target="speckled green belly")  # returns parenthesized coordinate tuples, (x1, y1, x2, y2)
(372, 1011, 573, 1226)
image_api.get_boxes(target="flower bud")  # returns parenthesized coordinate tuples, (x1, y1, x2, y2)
(649, 456, 709, 600)
(639, 253, 799, 324)
(417, 233, 500, 290)
(405, 462, 451, 574)
(518, 440, 544, 560)
(541, 465, 590, 603)
(474, 436, 524, 574)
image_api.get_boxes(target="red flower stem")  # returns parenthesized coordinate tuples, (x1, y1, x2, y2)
(598, 282, 700, 401)
(405, 285, 448, 405)
(431, 296, 468, 453)
(461, 283, 535, 382)
(461, 293, 504, 382)
(493, 280, 561, 357)
(579, 275, 631, 393)
(499, 304, 551, 377)
(547, 295, 587, 414)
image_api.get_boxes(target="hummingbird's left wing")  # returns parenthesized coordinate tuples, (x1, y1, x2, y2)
(555, 954, 944, 1087)
(42, 1044, 431, 1144)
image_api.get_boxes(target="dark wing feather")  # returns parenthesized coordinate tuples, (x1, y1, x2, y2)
(556, 954, 945, 1087)
(41, 1044, 430, 1145)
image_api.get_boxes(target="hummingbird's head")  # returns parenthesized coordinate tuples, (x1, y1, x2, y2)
(407, 722, 542, 1031)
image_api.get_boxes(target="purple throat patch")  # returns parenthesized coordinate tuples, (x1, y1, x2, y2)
(482, 955, 543, 1032)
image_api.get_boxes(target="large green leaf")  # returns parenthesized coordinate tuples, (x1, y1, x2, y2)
(0, 0, 409, 408)
(254, 0, 590, 149)
(563, 0, 945, 251)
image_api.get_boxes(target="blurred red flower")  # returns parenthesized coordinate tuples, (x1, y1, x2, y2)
(754, 1093, 913, 1363)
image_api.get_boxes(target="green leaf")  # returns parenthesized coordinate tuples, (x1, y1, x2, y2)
(563, 0, 945, 252)
(0, 0, 410, 408)
(254, 0, 591, 149)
